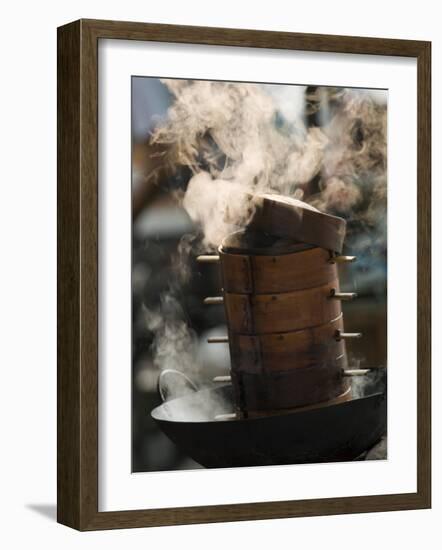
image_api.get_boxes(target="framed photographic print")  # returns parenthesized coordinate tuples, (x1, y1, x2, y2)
(57, 19, 431, 530)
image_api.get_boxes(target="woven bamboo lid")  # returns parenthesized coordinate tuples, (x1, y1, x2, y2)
(246, 193, 346, 253)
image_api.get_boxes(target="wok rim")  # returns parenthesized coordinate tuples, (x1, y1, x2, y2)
(151, 384, 386, 426)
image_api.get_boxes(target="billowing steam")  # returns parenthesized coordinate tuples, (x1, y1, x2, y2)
(151, 80, 328, 250)
(143, 237, 201, 398)
(144, 79, 387, 410)
(144, 294, 201, 394)
(152, 80, 387, 249)
(310, 87, 387, 222)
(182, 173, 255, 250)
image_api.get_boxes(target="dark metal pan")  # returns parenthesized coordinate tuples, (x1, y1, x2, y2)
(151, 369, 387, 468)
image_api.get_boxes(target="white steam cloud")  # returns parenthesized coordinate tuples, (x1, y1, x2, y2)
(152, 80, 387, 249)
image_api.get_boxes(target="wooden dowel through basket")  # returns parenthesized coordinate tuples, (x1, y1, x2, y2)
(196, 255, 220, 263)
(328, 255, 357, 264)
(207, 336, 229, 344)
(335, 330, 362, 341)
(329, 289, 357, 301)
(213, 375, 232, 383)
(342, 369, 371, 376)
(203, 296, 224, 305)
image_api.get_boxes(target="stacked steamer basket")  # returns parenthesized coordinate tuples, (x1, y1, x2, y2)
(201, 194, 362, 419)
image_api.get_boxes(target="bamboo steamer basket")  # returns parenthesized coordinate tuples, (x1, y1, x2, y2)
(232, 357, 349, 414)
(229, 313, 346, 373)
(223, 280, 342, 334)
(219, 230, 350, 415)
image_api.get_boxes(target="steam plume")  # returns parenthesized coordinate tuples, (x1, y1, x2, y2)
(152, 80, 387, 249)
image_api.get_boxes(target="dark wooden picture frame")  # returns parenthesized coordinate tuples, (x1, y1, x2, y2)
(57, 18, 431, 531)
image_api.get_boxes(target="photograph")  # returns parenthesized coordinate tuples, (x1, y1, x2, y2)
(131, 77, 388, 472)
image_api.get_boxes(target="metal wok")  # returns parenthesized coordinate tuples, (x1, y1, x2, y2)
(151, 369, 387, 468)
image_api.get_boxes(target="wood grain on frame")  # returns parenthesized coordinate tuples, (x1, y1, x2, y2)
(57, 18, 431, 531)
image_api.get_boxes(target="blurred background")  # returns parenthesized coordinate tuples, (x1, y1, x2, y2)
(131, 77, 387, 472)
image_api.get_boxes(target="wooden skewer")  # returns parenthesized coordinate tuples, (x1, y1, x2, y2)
(213, 375, 232, 383)
(328, 255, 357, 264)
(196, 255, 220, 263)
(214, 412, 237, 421)
(343, 369, 371, 376)
(329, 289, 358, 301)
(207, 336, 229, 344)
(203, 296, 224, 305)
(335, 330, 362, 341)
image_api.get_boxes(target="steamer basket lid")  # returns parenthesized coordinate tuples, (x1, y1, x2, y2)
(246, 193, 346, 253)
